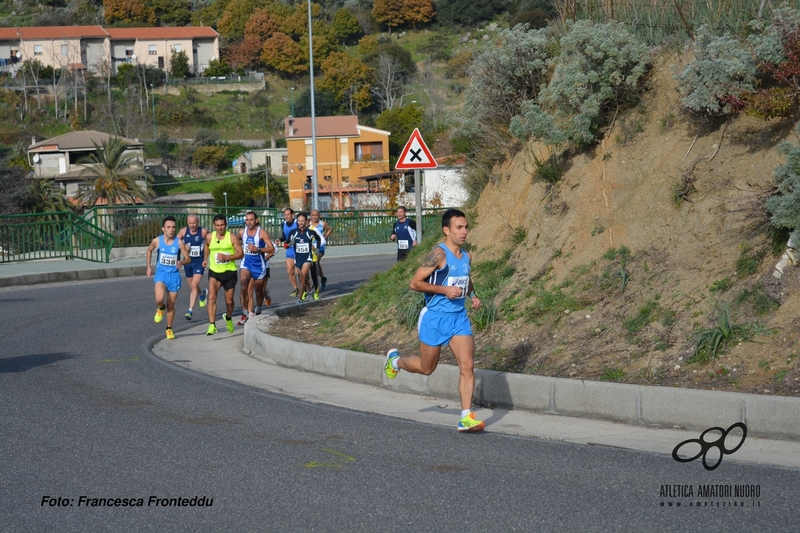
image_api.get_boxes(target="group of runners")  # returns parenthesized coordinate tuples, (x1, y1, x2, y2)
(147, 208, 333, 336)
(276, 208, 332, 305)
(147, 211, 279, 338)
(148, 206, 486, 433)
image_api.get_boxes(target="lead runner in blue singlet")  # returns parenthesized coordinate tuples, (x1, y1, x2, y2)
(146, 216, 192, 340)
(383, 209, 486, 433)
(237, 211, 275, 325)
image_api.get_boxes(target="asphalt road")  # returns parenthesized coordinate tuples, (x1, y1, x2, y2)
(1, 255, 798, 532)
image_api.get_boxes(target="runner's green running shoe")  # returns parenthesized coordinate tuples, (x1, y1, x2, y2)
(384, 349, 399, 379)
(154, 307, 164, 323)
(166, 328, 175, 340)
(199, 288, 208, 308)
(223, 313, 234, 333)
(185, 309, 193, 320)
(206, 323, 217, 336)
(457, 412, 485, 433)
(313, 288, 320, 300)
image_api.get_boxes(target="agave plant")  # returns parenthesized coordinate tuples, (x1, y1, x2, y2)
(689, 306, 751, 363)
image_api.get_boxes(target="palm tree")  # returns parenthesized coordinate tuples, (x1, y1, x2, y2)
(77, 136, 152, 207)
(21, 179, 73, 219)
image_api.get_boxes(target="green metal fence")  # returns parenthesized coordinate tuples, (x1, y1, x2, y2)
(0, 211, 115, 263)
(0, 206, 448, 264)
(83, 206, 447, 247)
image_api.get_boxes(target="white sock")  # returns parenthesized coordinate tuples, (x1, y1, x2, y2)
(392, 358, 399, 371)
(461, 409, 472, 418)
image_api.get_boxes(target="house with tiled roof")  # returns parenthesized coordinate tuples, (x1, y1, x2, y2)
(106, 27, 219, 75)
(0, 25, 219, 75)
(284, 116, 390, 210)
(28, 130, 145, 197)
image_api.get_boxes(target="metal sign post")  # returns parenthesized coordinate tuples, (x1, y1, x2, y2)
(396, 128, 437, 245)
(414, 169, 422, 243)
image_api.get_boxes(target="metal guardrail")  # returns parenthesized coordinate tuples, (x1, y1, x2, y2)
(0, 206, 447, 263)
(83, 206, 446, 247)
(0, 211, 115, 263)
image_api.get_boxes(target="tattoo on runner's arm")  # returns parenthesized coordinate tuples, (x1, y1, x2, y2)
(422, 248, 442, 269)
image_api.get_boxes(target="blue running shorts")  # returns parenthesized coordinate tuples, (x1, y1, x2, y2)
(241, 264, 267, 280)
(155, 270, 182, 293)
(417, 307, 472, 347)
(184, 262, 205, 278)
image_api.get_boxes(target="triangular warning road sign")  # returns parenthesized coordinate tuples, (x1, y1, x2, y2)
(395, 128, 437, 170)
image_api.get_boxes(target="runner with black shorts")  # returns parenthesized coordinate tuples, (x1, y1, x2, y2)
(203, 214, 244, 335)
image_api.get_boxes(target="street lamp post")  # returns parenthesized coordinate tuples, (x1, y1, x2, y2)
(290, 87, 295, 116)
(307, 0, 318, 210)
(150, 83, 156, 141)
(223, 191, 228, 215)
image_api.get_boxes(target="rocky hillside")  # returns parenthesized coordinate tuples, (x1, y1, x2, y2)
(465, 52, 800, 396)
(273, 51, 800, 398)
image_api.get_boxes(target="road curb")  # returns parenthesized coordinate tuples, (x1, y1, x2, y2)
(0, 265, 147, 288)
(246, 309, 800, 441)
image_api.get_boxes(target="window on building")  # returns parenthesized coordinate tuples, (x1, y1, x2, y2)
(173, 44, 182, 53)
(354, 142, 383, 161)
(149, 45, 157, 56)
(125, 48, 134, 57)
(61, 45, 69, 56)
(34, 45, 43, 56)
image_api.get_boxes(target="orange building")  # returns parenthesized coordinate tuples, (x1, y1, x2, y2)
(285, 116, 390, 211)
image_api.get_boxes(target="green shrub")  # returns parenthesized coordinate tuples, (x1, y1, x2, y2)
(766, 125, 800, 243)
(675, 25, 756, 117)
(511, 20, 650, 146)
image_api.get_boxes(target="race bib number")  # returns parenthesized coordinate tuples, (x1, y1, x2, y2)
(189, 245, 201, 258)
(159, 253, 178, 267)
(296, 242, 310, 254)
(244, 244, 258, 255)
(447, 276, 469, 298)
(398, 240, 409, 250)
(215, 253, 229, 264)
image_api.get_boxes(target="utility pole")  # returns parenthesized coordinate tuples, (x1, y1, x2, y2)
(150, 83, 156, 141)
(308, 0, 318, 210)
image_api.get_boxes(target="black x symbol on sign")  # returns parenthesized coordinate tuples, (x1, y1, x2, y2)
(409, 148, 422, 162)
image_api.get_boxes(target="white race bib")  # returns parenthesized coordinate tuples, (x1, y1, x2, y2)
(296, 242, 310, 254)
(398, 240, 409, 250)
(215, 253, 229, 264)
(189, 245, 201, 257)
(159, 253, 178, 267)
(447, 276, 469, 298)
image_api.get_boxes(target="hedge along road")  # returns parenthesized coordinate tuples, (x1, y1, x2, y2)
(1, 255, 798, 532)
